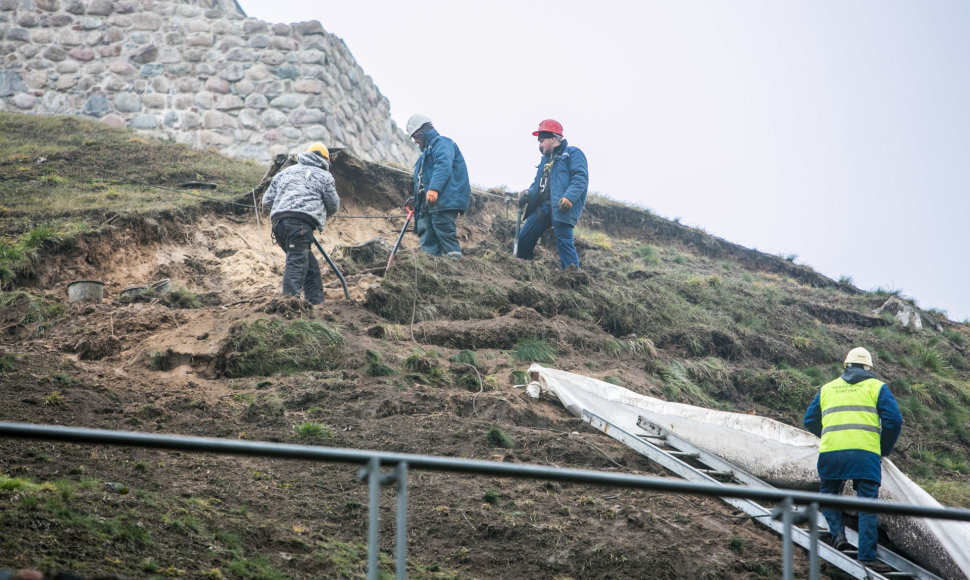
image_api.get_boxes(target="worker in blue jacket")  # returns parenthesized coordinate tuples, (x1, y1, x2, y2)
(516, 119, 589, 270)
(406, 114, 470, 258)
(803, 347, 902, 574)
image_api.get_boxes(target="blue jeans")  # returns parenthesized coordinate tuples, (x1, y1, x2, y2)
(515, 201, 579, 269)
(272, 218, 325, 304)
(416, 210, 461, 258)
(820, 478, 879, 561)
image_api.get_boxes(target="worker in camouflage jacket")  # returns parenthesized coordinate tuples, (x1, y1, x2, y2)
(261, 143, 340, 304)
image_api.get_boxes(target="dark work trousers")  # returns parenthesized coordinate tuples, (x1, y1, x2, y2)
(416, 209, 462, 258)
(272, 217, 325, 304)
(515, 200, 580, 269)
(820, 478, 879, 561)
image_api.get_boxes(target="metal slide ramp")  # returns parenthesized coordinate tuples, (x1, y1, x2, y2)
(581, 411, 942, 580)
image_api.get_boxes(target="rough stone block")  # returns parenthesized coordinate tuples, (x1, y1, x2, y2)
(100, 113, 125, 127)
(247, 34, 269, 49)
(291, 20, 323, 36)
(31, 28, 53, 43)
(128, 43, 157, 64)
(130, 113, 157, 129)
(131, 12, 161, 30)
(139, 63, 164, 77)
(202, 109, 234, 129)
(113, 91, 141, 112)
(215, 94, 243, 110)
(67, 47, 95, 61)
(141, 92, 164, 108)
(268, 93, 300, 110)
(203, 76, 229, 93)
(86, 0, 114, 16)
(49, 13, 73, 26)
(259, 108, 286, 128)
(225, 47, 253, 62)
(243, 93, 267, 109)
(218, 62, 244, 82)
(12, 92, 35, 108)
(0, 70, 26, 96)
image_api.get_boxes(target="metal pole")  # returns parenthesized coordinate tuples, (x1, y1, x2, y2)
(311, 236, 351, 300)
(360, 457, 380, 580)
(779, 497, 795, 580)
(807, 502, 820, 580)
(386, 206, 415, 272)
(395, 462, 409, 580)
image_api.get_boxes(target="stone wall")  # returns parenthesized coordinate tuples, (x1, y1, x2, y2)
(0, 0, 418, 167)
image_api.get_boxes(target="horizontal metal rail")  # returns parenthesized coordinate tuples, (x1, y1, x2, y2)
(2, 422, 969, 521)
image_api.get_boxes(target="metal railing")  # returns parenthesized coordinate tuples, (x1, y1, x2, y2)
(2, 422, 969, 580)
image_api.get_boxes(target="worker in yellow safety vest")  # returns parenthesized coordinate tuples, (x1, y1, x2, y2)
(803, 347, 902, 574)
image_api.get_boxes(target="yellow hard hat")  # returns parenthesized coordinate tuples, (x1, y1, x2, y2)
(306, 142, 329, 160)
(844, 347, 873, 369)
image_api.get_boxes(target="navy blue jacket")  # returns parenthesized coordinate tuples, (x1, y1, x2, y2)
(411, 128, 470, 214)
(524, 139, 588, 226)
(803, 367, 903, 484)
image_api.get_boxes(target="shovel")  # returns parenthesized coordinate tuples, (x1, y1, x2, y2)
(386, 202, 415, 272)
(311, 236, 351, 300)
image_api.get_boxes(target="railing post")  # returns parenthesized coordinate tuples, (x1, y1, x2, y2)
(358, 456, 381, 580)
(394, 462, 409, 580)
(806, 502, 819, 580)
(773, 496, 795, 580)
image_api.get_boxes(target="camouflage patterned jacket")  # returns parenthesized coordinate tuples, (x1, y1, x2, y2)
(262, 152, 340, 230)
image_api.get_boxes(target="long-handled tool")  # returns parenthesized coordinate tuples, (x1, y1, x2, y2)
(386, 202, 416, 272)
(512, 201, 523, 257)
(311, 236, 351, 300)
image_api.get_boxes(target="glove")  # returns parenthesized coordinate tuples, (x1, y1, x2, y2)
(558, 197, 573, 211)
(518, 190, 529, 209)
(426, 189, 439, 204)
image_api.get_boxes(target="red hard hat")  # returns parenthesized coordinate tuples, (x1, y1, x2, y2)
(532, 119, 563, 137)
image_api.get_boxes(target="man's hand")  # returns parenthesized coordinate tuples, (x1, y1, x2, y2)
(518, 189, 529, 208)
(558, 197, 573, 211)
(426, 190, 439, 204)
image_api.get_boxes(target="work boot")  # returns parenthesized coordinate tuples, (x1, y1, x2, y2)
(860, 560, 893, 573)
(831, 533, 851, 551)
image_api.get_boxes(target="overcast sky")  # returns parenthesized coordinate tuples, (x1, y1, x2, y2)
(241, 1, 970, 322)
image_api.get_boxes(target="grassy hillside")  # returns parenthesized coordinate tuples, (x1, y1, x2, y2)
(1, 112, 969, 579)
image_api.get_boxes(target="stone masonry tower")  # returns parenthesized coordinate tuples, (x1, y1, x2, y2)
(0, 0, 418, 167)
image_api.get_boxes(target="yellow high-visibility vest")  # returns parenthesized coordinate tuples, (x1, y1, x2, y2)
(819, 377, 883, 454)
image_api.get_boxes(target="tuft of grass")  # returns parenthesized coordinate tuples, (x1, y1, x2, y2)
(635, 244, 658, 264)
(0, 353, 17, 373)
(513, 338, 556, 363)
(728, 536, 748, 553)
(915, 345, 949, 375)
(575, 228, 613, 250)
(450, 349, 478, 368)
(486, 427, 515, 449)
(482, 490, 500, 505)
(224, 318, 343, 377)
(293, 421, 333, 439)
(160, 285, 202, 309)
(364, 350, 396, 377)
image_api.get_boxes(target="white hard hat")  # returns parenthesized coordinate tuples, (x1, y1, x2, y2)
(406, 114, 432, 137)
(844, 347, 873, 369)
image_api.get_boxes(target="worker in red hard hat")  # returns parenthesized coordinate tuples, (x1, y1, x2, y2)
(516, 119, 589, 269)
